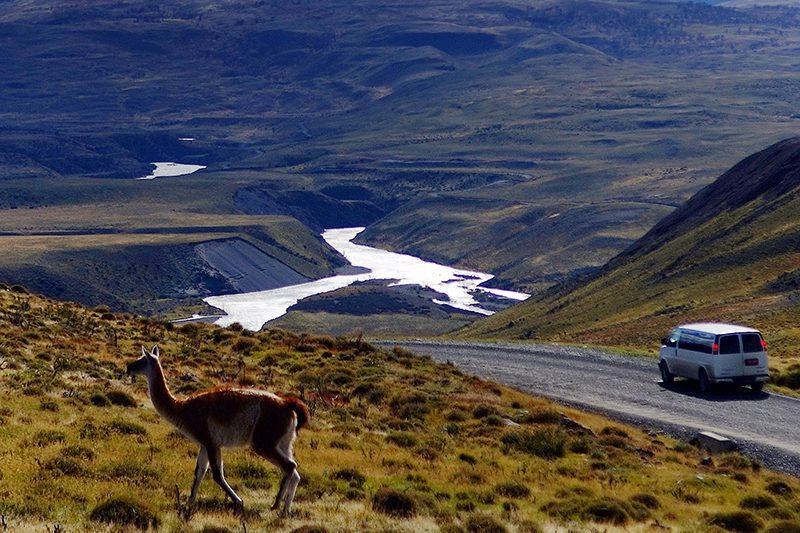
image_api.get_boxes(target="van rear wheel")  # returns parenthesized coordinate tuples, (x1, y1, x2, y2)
(698, 369, 710, 393)
(659, 361, 674, 384)
(751, 382, 764, 392)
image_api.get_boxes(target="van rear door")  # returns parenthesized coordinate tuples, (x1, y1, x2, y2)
(741, 332, 768, 377)
(716, 334, 743, 379)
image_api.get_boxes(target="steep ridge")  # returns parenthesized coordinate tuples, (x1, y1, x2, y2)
(465, 138, 800, 374)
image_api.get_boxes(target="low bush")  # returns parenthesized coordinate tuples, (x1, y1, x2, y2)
(106, 390, 137, 407)
(765, 521, 800, 533)
(767, 480, 794, 497)
(630, 493, 660, 509)
(89, 497, 160, 530)
(331, 468, 366, 488)
(707, 511, 763, 533)
(386, 432, 417, 448)
(502, 428, 567, 459)
(31, 430, 65, 447)
(464, 514, 507, 533)
(371, 488, 417, 518)
(740, 494, 776, 510)
(459, 453, 477, 465)
(495, 482, 530, 498)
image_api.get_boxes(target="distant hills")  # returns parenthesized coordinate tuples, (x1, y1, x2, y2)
(2, 0, 800, 316)
(466, 137, 800, 373)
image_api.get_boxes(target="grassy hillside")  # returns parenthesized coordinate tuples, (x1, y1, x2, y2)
(2, 287, 800, 531)
(465, 138, 800, 386)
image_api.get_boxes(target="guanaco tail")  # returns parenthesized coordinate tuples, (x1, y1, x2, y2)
(127, 345, 309, 515)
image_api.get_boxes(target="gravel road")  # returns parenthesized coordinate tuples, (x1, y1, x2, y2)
(377, 340, 800, 476)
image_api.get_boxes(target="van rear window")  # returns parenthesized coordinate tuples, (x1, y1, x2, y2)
(718, 335, 740, 354)
(742, 333, 764, 353)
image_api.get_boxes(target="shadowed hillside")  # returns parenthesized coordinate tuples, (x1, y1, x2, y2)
(465, 137, 800, 383)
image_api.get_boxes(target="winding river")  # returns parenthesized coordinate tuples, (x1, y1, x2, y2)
(203, 227, 528, 331)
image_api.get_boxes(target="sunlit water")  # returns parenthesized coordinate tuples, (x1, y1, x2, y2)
(204, 227, 528, 330)
(136, 162, 206, 180)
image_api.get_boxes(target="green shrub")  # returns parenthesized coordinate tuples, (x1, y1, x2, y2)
(371, 488, 417, 518)
(89, 497, 160, 530)
(495, 482, 530, 498)
(502, 428, 567, 459)
(708, 511, 763, 533)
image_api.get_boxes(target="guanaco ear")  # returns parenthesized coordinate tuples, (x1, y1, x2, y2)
(151, 345, 160, 358)
(141, 345, 149, 357)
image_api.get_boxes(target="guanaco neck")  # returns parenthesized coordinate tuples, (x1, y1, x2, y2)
(146, 360, 180, 422)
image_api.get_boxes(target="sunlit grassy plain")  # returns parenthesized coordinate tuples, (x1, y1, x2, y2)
(1, 288, 800, 532)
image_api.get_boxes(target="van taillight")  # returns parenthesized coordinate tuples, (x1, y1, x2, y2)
(712, 343, 719, 355)
(761, 340, 768, 351)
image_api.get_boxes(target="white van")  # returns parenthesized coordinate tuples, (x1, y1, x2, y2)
(659, 323, 769, 392)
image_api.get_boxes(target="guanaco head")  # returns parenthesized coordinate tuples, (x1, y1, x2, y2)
(127, 345, 160, 377)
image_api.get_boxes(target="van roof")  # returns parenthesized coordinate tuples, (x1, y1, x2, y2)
(678, 323, 761, 335)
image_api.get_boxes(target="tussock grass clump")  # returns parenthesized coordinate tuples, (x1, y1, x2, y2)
(371, 487, 417, 518)
(291, 526, 330, 533)
(107, 420, 147, 436)
(89, 496, 160, 530)
(472, 404, 498, 419)
(495, 482, 530, 498)
(707, 510, 763, 532)
(42, 457, 87, 477)
(740, 494, 777, 510)
(542, 496, 639, 525)
(106, 390, 137, 407)
(62, 445, 95, 461)
(386, 431, 417, 448)
(630, 493, 660, 509)
(89, 393, 110, 407)
(767, 480, 794, 497)
(31, 429, 66, 447)
(464, 513, 507, 532)
(765, 521, 800, 533)
(331, 468, 366, 488)
(459, 452, 477, 465)
(502, 428, 567, 459)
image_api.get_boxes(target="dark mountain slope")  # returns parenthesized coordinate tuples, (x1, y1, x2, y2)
(464, 138, 800, 372)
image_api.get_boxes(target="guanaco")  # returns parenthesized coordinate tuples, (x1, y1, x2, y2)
(127, 345, 309, 516)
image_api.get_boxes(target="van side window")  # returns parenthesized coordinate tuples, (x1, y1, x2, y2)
(742, 333, 764, 352)
(678, 331, 713, 354)
(718, 335, 740, 355)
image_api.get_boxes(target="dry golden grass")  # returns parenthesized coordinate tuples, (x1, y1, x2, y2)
(0, 287, 799, 531)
